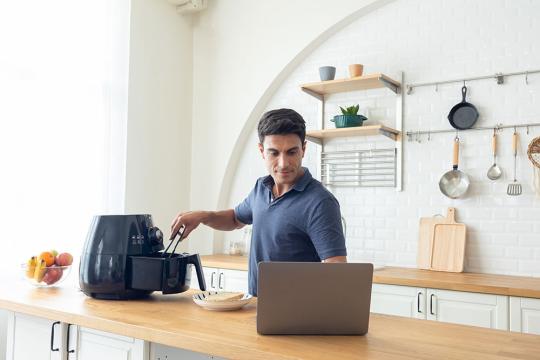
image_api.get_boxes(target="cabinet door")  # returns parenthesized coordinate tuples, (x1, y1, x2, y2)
(6, 311, 64, 360)
(190, 266, 216, 290)
(510, 297, 540, 335)
(1, 309, 9, 359)
(426, 289, 508, 330)
(72, 326, 148, 360)
(218, 269, 249, 293)
(370, 284, 426, 319)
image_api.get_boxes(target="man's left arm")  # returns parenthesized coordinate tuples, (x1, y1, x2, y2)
(307, 197, 348, 262)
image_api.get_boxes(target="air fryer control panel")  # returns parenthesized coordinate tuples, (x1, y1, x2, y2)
(125, 215, 164, 255)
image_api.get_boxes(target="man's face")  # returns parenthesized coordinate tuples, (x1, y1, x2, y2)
(259, 134, 306, 186)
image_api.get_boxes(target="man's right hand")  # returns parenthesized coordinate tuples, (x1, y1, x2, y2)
(170, 209, 245, 240)
(170, 211, 207, 240)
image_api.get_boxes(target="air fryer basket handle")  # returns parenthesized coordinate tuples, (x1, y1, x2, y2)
(188, 254, 206, 291)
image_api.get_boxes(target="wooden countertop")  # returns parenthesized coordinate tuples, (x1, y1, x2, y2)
(201, 255, 540, 299)
(201, 254, 248, 271)
(1, 279, 540, 360)
(374, 267, 540, 298)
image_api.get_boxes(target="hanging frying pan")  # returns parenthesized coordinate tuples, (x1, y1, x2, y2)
(448, 86, 479, 130)
(439, 137, 470, 199)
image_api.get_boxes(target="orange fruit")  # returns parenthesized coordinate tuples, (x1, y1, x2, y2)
(39, 251, 55, 267)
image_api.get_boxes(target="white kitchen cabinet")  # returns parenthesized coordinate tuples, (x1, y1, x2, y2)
(5, 311, 148, 360)
(68, 326, 148, 360)
(371, 284, 425, 319)
(426, 289, 508, 330)
(6, 311, 65, 360)
(0, 309, 7, 360)
(371, 284, 508, 330)
(218, 269, 249, 293)
(191, 267, 248, 293)
(510, 296, 540, 335)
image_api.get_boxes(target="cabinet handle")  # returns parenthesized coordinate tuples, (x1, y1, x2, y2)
(218, 272, 224, 289)
(66, 323, 75, 354)
(430, 294, 436, 315)
(210, 272, 216, 288)
(50, 321, 60, 352)
(417, 292, 422, 313)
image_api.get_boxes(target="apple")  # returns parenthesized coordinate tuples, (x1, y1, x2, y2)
(42, 267, 63, 285)
(55, 252, 73, 266)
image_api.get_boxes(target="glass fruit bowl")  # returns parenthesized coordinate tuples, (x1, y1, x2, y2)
(21, 264, 72, 287)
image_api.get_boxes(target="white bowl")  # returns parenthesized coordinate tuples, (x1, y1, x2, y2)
(21, 264, 72, 287)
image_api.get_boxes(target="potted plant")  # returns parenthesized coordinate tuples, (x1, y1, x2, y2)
(331, 105, 368, 128)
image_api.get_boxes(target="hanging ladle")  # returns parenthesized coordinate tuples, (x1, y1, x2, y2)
(487, 130, 502, 180)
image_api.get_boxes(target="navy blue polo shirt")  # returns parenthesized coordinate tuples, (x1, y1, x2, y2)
(234, 167, 347, 296)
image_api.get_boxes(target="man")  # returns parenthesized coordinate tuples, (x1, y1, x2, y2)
(170, 108, 347, 296)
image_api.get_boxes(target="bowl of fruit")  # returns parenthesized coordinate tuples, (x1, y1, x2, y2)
(22, 251, 74, 287)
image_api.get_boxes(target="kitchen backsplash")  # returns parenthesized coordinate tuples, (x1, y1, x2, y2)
(224, 0, 540, 277)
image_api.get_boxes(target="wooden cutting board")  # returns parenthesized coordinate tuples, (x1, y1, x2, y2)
(431, 208, 467, 272)
(417, 214, 447, 269)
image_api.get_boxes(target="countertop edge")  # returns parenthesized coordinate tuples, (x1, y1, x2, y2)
(0, 297, 275, 360)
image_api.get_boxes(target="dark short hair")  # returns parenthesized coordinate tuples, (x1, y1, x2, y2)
(257, 108, 306, 144)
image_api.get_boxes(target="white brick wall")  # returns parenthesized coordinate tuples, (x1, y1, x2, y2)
(225, 0, 540, 277)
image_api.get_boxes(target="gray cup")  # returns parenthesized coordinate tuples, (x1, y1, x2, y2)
(319, 66, 336, 81)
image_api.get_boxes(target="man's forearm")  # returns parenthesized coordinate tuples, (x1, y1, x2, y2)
(200, 209, 244, 231)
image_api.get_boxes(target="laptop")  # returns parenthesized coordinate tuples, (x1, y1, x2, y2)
(256, 262, 373, 335)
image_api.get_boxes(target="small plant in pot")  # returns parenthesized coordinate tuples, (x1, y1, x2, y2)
(331, 105, 368, 128)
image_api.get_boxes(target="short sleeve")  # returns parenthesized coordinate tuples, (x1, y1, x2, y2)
(234, 185, 256, 225)
(306, 197, 347, 260)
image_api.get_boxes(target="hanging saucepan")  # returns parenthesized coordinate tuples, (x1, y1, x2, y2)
(448, 85, 479, 130)
(439, 137, 470, 199)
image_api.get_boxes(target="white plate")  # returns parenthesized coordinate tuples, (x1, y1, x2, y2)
(192, 291, 253, 311)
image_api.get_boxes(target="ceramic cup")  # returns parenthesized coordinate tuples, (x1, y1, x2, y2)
(348, 64, 364, 78)
(319, 66, 336, 81)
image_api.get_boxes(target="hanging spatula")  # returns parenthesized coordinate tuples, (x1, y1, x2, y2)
(507, 130, 522, 196)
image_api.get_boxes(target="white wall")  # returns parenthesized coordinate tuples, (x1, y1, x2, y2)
(188, 0, 393, 254)
(223, 0, 540, 276)
(125, 0, 193, 251)
(0, 1, 194, 354)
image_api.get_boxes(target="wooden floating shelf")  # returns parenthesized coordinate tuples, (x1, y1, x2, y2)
(301, 73, 401, 99)
(306, 125, 401, 144)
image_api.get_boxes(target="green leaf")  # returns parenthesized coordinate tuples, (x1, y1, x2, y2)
(339, 104, 361, 115)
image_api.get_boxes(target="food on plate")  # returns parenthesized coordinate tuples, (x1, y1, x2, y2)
(205, 292, 245, 302)
(55, 252, 73, 266)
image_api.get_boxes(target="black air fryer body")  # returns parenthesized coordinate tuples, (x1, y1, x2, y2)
(79, 214, 206, 300)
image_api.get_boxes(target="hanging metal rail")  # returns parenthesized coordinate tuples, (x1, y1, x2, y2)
(406, 69, 540, 95)
(406, 122, 540, 141)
